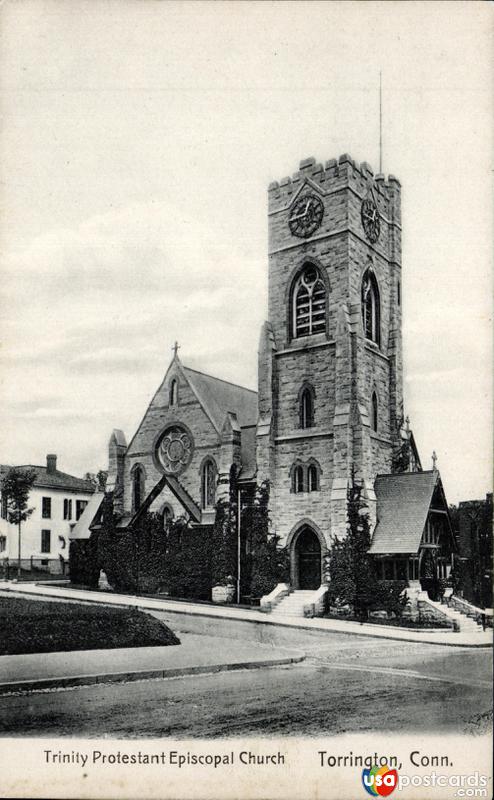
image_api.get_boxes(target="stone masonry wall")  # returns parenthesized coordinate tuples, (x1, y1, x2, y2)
(123, 363, 221, 516)
(261, 154, 402, 547)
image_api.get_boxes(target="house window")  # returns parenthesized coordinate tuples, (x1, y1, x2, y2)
(308, 464, 319, 492)
(293, 465, 304, 494)
(361, 267, 380, 345)
(291, 263, 326, 338)
(75, 500, 88, 521)
(63, 499, 72, 520)
(41, 530, 51, 554)
(299, 385, 314, 429)
(371, 392, 378, 433)
(1, 492, 7, 520)
(131, 464, 146, 512)
(169, 379, 178, 406)
(0, 536, 6, 553)
(42, 497, 51, 519)
(201, 459, 216, 509)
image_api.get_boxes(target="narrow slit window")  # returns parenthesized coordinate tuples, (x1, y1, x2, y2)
(371, 392, 378, 433)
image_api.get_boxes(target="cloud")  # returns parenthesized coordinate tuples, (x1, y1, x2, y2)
(0, 197, 265, 472)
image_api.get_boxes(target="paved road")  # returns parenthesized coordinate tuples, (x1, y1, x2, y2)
(1, 633, 491, 738)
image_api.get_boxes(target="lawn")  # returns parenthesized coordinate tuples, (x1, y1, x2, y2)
(0, 596, 180, 655)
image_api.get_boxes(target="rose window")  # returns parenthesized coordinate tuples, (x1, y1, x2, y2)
(157, 426, 193, 474)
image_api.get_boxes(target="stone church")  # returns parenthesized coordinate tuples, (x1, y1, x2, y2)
(103, 153, 455, 601)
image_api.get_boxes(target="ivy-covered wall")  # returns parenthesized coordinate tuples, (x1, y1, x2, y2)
(69, 483, 288, 602)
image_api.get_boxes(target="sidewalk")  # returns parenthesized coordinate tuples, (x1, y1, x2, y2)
(0, 632, 305, 693)
(1, 581, 492, 648)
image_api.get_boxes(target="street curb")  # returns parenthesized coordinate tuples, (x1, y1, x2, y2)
(1, 586, 492, 649)
(0, 653, 305, 694)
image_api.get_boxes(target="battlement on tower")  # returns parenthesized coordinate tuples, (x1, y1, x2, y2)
(268, 154, 401, 220)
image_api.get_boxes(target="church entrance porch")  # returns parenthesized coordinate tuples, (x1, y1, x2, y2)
(292, 527, 322, 590)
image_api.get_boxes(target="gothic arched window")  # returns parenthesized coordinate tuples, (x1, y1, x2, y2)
(291, 263, 326, 338)
(201, 458, 217, 509)
(169, 379, 178, 406)
(299, 385, 315, 429)
(131, 463, 146, 512)
(308, 464, 319, 492)
(293, 465, 304, 494)
(361, 267, 380, 345)
(371, 391, 378, 433)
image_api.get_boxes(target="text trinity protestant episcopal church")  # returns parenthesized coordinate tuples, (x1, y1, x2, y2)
(101, 153, 455, 602)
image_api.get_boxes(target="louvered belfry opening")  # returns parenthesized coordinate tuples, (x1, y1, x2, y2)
(293, 263, 326, 338)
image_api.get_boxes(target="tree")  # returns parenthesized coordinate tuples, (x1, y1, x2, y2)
(242, 481, 289, 598)
(84, 470, 108, 491)
(327, 471, 379, 620)
(1, 467, 37, 579)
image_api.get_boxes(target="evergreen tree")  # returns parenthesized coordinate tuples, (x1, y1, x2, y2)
(328, 471, 378, 620)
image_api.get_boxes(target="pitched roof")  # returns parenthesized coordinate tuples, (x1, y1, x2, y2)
(182, 365, 258, 432)
(369, 470, 439, 555)
(0, 464, 95, 494)
(69, 492, 105, 540)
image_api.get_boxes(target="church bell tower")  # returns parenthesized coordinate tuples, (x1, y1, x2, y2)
(256, 154, 404, 550)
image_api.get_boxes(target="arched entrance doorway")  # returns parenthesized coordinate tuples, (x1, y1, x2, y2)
(294, 527, 321, 590)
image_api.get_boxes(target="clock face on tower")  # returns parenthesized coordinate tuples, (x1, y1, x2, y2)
(288, 194, 324, 238)
(361, 197, 381, 243)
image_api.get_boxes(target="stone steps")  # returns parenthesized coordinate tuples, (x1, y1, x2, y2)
(427, 599, 484, 632)
(271, 591, 317, 618)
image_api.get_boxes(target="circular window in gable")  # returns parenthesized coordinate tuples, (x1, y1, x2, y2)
(155, 425, 194, 475)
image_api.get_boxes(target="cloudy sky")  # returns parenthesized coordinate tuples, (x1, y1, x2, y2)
(0, 1, 491, 503)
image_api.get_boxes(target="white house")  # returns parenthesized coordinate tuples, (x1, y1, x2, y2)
(0, 454, 95, 573)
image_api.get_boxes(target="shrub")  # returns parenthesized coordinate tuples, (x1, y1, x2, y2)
(69, 535, 100, 588)
(371, 580, 409, 618)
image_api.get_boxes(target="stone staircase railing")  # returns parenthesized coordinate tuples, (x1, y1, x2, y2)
(260, 583, 291, 614)
(444, 595, 493, 628)
(303, 585, 328, 618)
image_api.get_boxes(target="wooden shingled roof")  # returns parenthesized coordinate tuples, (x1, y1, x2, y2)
(369, 470, 451, 555)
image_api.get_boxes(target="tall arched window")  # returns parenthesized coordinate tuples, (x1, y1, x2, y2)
(308, 464, 319, 492)
(291, 263, 326, 338)
(201, 458, 217, 509)
(131, 464, 146, 512)
(361, 267, 380, 345)
(293, 465, 304, 494)
(299, 385, 314, 429)
(169, 379, 178, 406)
(371, 391, 378, 433)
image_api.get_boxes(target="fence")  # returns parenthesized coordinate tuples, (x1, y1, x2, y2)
(0, 557, 67, 580)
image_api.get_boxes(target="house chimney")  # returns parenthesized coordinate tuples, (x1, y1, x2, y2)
(46, 454, 57, 474)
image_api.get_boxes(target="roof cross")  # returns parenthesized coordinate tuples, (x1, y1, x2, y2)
(172, 341, 180, 358)
(432, 450, 438, 470)
(405, 415, 410, 432)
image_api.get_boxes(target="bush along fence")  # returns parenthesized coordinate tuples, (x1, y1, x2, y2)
(69, 481, 290, 603)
